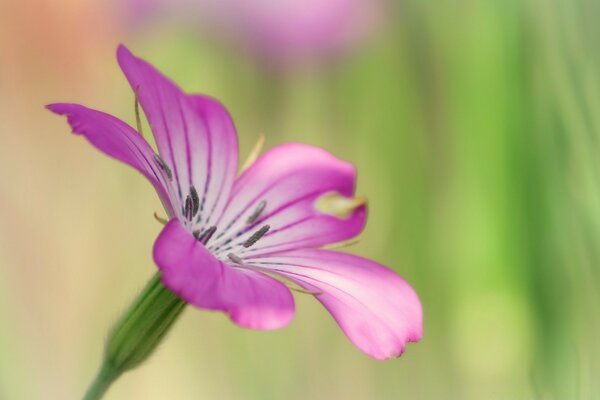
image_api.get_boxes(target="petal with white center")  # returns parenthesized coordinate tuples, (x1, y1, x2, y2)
(210, 143, 366, 257)
(247, 248, 423, 359)
(117, 45, 238, 224)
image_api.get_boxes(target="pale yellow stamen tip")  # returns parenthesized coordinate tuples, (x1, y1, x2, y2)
(314, 192, 367, 219)
(153, 212, 168, 225)
(240, 134, 266, 173)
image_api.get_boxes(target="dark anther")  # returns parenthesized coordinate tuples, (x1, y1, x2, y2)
(243, 224, 270, 248)
(184, 196, 193, 221)
(246, 200, 266, 224)
(190, 186, 200, 216)
(227, 253, 244, 264)
(153, 154, 173, 180)
(193, 230, 201, 240)
(196, 226, 217, 245)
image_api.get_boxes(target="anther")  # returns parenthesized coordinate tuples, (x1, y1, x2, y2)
(184, 196, 193, 221)
(196, 226, 217, 244)
(190, 186, 200, 216)
(246, 200, 266, 224)
(193, 230, 201, 240)
(243, 224, 270, 248)
(153, 154, 173, 180)
(227, 253, 244, 265)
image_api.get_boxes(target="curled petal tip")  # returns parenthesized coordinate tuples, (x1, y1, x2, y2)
(116, 44, 138, 70)
(46, 103, 68, 114)
(116, 43, 131, 56)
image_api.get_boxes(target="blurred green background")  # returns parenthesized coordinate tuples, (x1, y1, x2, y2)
(1, 0, 600, 398)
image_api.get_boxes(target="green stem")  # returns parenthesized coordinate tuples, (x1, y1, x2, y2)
(82, 273, 186, 400)
(82, 364, 120, 400)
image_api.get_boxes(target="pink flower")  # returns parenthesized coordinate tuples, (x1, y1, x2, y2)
(127, 0, 383, 66)
(199, 0, 381, 64)
(47, 45, 422, 360)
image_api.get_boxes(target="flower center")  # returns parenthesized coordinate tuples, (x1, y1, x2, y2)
(172, 135, 273, 260)
(185, 200, 271, 265)
(197, 222, 270, 265)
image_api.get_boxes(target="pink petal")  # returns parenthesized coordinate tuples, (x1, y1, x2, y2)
(117, 45, 238, 224)
(247, 249, 423, 359)
(46, 103, 174, 215)
(154, 220, 295, 330)
(209, 143, 366, 258)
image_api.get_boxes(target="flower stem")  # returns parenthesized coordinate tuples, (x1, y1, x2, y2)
(82, 364, 120, 400)
(82, 272, 186, 400)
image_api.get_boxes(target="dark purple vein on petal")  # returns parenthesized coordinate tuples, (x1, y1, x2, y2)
(199, 106, 213, 224)
(176, 95, 193, 186)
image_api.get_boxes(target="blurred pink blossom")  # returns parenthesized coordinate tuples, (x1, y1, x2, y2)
(127, 0, 384, 66)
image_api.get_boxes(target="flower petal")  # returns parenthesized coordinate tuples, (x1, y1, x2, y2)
(154, 219, 295, 330)
(209, 143, 366, 258)
(117, 45, 238, 224)
(247, 249, 423, 360)
(46, 103, 174, 214)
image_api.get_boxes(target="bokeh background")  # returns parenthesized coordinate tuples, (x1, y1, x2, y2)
(1, 0, 599, 398)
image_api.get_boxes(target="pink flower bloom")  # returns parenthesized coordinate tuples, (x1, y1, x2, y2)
(127, 0, 383, 66)
(198, 0, 382, 64)
(47, 45, 422, 360)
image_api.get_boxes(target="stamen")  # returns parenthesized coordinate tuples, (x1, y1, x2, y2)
(190, 186, 200, 215)
(184, 196, 193, 221)
(134, 85, 143, 136)
(153, 212, 169, 225)
(227, 253, 244, 264)
(243, 224, 270, 248)
(240, 134, 265, 173)
(246, 200, 266, 224)
(193, 230, 201, 240)
(196, 226, 217, 244)
(153, 154, 173, 180)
